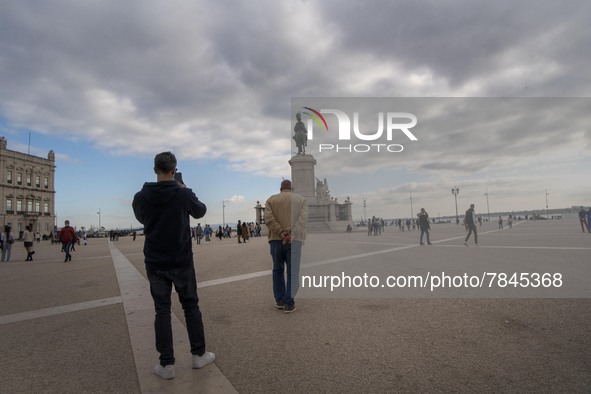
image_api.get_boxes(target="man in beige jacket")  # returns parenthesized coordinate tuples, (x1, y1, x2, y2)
(264, 179, 308, 313)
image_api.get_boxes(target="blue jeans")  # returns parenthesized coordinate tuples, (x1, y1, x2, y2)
(63, 241, 73, 257)
(146, 265, 205, 366)
(1, 243, 12, 261)
(269, 240, 302, 306)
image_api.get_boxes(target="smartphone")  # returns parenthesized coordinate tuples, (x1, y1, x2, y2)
(174, 171, 185, 185)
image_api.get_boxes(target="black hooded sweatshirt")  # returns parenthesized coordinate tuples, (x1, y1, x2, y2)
(132, 180, 206, 270)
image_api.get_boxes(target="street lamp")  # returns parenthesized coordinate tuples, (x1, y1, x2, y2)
(451, 187, 460, 224)
(545, 189, 550, 219)
(222, 200, 227, 228)
(97, 208, 101, 230)
(409, 192, 414, 218)
(363, 197, 367, 226)
(484, 189, 490, 222)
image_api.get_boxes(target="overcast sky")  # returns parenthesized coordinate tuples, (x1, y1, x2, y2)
(0, 0, 589, 229)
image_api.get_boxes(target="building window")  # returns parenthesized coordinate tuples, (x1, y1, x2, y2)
(35, 176, 41, 187)
(17, 173, 22, 185)
(35, 202, 40, 212)
(44, 177, 49, 189)
(6, 199, 12, 211)
(27, 173, 32, 186)
(16, 200, 22, 212)
(27, 201, 33, 212)
(7, 171, 12, 184)
(44, 202, 49, 214)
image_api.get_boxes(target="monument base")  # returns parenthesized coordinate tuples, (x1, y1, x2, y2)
(290, 154, 353, 233)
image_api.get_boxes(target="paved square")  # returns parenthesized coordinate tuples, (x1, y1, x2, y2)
(1, 219, 590, 393)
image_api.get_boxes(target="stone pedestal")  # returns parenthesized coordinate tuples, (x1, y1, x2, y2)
(287, 154, 354, 233)
(288, 155, 317, 200)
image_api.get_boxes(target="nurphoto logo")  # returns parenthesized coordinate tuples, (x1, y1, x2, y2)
(299, 107, 418, 153)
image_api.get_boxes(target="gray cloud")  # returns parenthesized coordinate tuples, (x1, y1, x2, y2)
(0, 0, 589, 217)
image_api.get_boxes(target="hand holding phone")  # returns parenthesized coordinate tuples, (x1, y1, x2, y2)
(174, 171, 185, 186)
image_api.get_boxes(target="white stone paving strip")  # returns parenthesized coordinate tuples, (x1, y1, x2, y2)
(196, 230, 501, 288)
(0, 297, 122, 326)
(109, 244, 237, 394)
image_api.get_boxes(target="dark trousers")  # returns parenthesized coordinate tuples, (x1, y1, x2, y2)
(270, 240, 302, 306)
(465, 224, 478, 243)
(63, 241, 73, 259)
(146, 265, 205, 366)
(420, 228, 430, 244)
(580, 218, 588, 233)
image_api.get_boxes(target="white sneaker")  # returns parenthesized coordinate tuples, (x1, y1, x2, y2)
(463, 241, 468, 246)
(192, 351, 216, 369)
(154, 364, 175, 380)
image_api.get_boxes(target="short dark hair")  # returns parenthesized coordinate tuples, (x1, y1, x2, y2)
(154, 151, 177, 174)
(280, 179, 292, 191)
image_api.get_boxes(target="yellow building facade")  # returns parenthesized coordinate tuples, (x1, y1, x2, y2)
(0, 137, 56, 237)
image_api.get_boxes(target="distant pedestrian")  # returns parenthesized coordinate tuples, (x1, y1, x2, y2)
(464, 204, 478, 246)
(478, 216, 482, 227)
(241, 222, 250, 243)
(586, 208, 591, 233)
(237, 220, 243, 243)
(195, 224, 203, 244)
(1, 225, 15, 261)
(59, 220, 77, 262)
(498, 216, 503, 230)
(417, 208, 432, 245)
(23, 225, 35, 261)
(204, 225, 211, 242)
(579, 207, 588, 233)
(507, 214, 513, 229)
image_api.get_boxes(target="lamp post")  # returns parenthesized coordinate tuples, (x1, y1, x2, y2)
(545, 189, 550, 219)
(484, 189, 490, 222)
(222, 201, 227, 228)
(97, 208, 101, 230)
(409, 192, 414, 218)
(363, 197, 367, 226)
(451, 187, 460, 224)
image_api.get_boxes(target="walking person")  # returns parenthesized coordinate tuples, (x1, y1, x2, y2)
(1, 225, 15, 261)
(237, 220, 243, 243)
(586, 208, 591, 233)
(579, 207, 588, 233)
(498, 216, 503, 230)
(464, 204, 479, 246)
(204, 225, 211, 242)
(417, 208, 433, 245)
(195, 224, 203, 245)
(265, 179, 308, 313)
(241, 222, 250, 243)
(132, 151, 214, 380)
(59, 220, 77, 262)
(23, 225, 35, 261)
